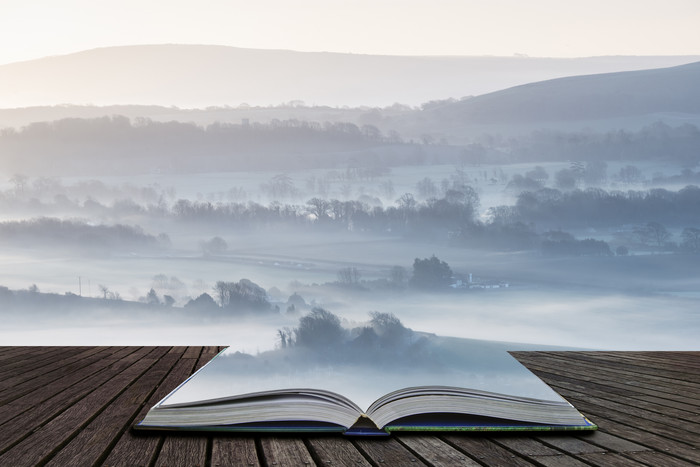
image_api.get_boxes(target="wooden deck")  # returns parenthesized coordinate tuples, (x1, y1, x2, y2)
(0, 347, 698, 466)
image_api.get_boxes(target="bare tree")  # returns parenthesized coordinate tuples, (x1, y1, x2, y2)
(306, 198, 331, 220)
(337, 267, 361, 286)
(681, 227, 700, 253)
(636, 222, 671, 248)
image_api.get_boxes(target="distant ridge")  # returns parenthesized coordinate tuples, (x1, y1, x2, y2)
(431, 61, 700, 124)
(0, 44, 698, 108)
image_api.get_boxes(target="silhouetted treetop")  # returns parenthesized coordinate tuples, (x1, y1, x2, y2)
(409, 255, 453, 290)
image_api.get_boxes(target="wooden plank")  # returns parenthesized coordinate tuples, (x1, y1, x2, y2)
(0, 346, 82, 371)
(259, 437, 316, 466)
(546, 452, 642, 467)
(194, 345, 222, 371)
(515, 353, 700, 408)
(574, 352, 700, 377)
(530, 373, 700, 444)
(102, 351, 196, 466)
(519, 363, 700, 428)
(1, 349, 699, 466)
(211, 437, 260, 467)
(535, 434, 607, 455)
(354, 437, 428, 465)
(44, 349, 185, 466)
(0, 346, 119, 404)
(150, 347, 212, 467)
(627, 450, 700, 467)
(493, 436, 563, 456)
(517, 357, 700, 453)
(0, 347, 165, 466)
(0, 346, 69, 366)
(524, 352, 700, 401)
(0, 346, 134, 427)
(0, 346, 154, 454)
(0, 346, 55, 366)
(306, 437, 372, 467)
(556, 397, 700, 464)
(0, 347, 90, 388)
(577, 452, 656, 466)
(104, 345, 219, 466)
(551, 353, 700, 396)
(632, 393, 700, 417)
(527, 454, 591, 467)
(515, 355, 700, 419)
(154, 435, 208, 467)
(168, 346, 189, 355)
(182, 346, 202, 360)
(397, 435, 481, 466)
(441, 435, 537, 466)
(573, 431, 650, 453)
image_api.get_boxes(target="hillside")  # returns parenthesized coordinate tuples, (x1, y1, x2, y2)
(430, 61, 700, 125)
(0, 44, 698, 108)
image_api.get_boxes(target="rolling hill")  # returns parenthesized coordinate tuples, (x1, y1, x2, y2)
(430, 61, 700, 125)
(0, 44, 698, 109)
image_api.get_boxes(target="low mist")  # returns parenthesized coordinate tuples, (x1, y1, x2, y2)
(1, 60, 699, 353)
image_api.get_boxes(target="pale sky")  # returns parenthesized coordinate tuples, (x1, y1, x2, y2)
(1, 0, 699, 65)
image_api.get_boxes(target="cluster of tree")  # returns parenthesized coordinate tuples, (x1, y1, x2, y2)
(1, 173, 173, 205)
(0, 284, 167, 314)
(0, 116, 414, 175)
(468, 122, 700, 166)
(650, 168, 700, 186)
(3, 114, 700, 177)
(278, 308, 416, 359)
(172, 185, 479, 238)
(333, 256, 454, 292)
(451, 221, 612, 256)
(681, 228, 700, 253)
(540, 231, 613, 257)
(506, 162, 700, 194)
(502, 185, 700, 228)
(212, 279, 274, 313)
(183, 287, 311, 315)
(409, 256, 454, 290)
(171, 185, 700, 246)
(0, 217, 170, 253)
(143, 288, 176, 307)
(200, 236, 228, 255)
(2, 116, 397, 146)
(617, 223, 700, 253)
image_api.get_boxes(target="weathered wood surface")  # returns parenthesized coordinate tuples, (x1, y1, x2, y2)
(0, 348, 698, 466)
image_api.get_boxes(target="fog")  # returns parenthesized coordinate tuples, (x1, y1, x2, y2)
(1, 165, 699, 350)
(1, 57, 699, 354)
(162, 321, 566, 412)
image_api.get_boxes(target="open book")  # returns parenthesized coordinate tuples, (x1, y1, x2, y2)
(136, 334, 595, 435)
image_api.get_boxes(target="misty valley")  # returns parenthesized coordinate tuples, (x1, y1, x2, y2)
(1, 135, 699, 350)
(1, 57, 700, 351)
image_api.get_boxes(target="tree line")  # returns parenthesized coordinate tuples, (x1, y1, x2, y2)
(465, 122, 700, 167)
(0, 116, 409, 175)
(7, 182, 700, 256)
(0, 217, 170, 252)
(498, 185, 700, 227)
(3, 116, 700, 176)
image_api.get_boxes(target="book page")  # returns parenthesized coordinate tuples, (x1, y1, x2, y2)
(159, 335, 564, 411)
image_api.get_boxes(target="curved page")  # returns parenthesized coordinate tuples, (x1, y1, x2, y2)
(158, 335, 564, 413)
